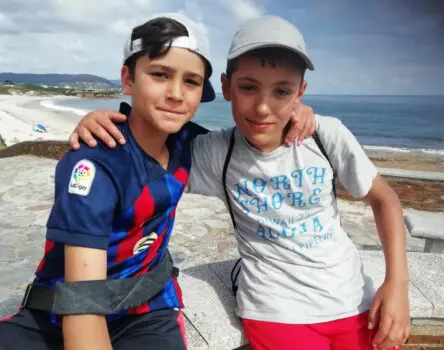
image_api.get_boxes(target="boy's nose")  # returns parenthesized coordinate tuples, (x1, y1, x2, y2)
(166, 80, 184, 101)
(256, 100, 272, 117)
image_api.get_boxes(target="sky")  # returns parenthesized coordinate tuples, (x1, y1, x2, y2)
(0, 0, 443, 95)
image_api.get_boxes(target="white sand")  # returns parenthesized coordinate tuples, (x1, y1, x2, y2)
(0, 95, 81, 146)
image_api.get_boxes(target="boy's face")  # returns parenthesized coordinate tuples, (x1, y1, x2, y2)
(222, 56, 307, 152)
(122, 47, 205, 134)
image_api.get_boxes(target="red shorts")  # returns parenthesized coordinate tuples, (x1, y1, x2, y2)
(242, 311, 396, 350)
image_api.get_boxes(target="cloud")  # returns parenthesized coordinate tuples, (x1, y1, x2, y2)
(0, 12, 19, 34)
(0, 0, 442, 95)
(307, 45, 444, 95)
(0, 0, 166, 35)
(217, 0, 264, 23)
(0, 0, 187, 76)
(0, 0, 257, 87)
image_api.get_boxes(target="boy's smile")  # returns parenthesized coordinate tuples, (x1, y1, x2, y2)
(222, 55, 307, 153)
(247, 119, 275, 132)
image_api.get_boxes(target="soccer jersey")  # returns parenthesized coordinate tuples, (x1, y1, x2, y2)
(34, 102, 208, 321)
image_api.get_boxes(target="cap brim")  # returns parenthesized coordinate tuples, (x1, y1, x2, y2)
(228, 43, 315, 71)
(201, 79, 216, 102)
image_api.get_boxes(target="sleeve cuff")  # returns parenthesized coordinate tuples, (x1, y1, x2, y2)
(350, 165, 378, 198)
(47, 228, 109, 250)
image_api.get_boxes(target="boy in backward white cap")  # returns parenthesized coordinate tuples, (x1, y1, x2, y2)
(0, 14, 314, 350)
(0, 15, 217, 350)
(69, 15, 410, 350)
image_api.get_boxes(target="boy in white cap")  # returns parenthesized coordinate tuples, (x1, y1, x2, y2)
(208, 17, 409, 350)
(69, 15, 409, 350)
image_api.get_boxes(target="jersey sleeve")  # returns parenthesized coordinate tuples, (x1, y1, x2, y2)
(186, 129, 232, 200)
(316, 116, 378, 198)
(185, 121, 210, 140)
(46, 154, 118, 250)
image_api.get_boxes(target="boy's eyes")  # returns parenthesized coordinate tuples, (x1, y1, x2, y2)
(149, 72, 201, 86)
(276, 89, 291, 97)
(185, 78, 201, 86)
(239, 85, 256, 91)
(150, 71, 168, 78)
(238, 85, 292, 97)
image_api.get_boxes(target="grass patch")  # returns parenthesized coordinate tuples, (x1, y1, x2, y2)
(0, 133, 6, 149)
(0, 86, 11, 95)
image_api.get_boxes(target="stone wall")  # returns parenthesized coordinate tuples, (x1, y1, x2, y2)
(0, 140, 69, 160)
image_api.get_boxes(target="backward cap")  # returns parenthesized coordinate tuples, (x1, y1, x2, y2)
(122, 13, 215, 102)
(123, 13, 211, 66)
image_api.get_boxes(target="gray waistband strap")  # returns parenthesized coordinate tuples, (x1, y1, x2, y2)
(52, 250, 174, 315)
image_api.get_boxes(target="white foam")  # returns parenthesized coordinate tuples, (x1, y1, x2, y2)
(40, 99, 90, 117)
(364, 145, 444, 157)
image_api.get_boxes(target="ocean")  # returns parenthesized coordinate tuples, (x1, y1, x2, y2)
(42, 95, 444, 157)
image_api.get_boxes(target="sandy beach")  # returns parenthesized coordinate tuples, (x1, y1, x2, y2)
(0, 95, 80, 147)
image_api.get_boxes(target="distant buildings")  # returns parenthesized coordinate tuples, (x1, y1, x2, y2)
(1, 80, 121, 98)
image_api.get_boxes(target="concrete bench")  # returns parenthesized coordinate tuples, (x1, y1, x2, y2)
(179, 251, 444, 349)
(404, 210, 444, 253)
(1, 251, 442, 349)
(0, 156, 443, 349)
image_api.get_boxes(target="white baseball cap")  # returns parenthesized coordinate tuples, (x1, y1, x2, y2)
(123, 13, 215, 102)
(228, 15, 315, 71)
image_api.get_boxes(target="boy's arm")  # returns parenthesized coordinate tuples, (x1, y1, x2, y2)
(63, 247, 111, 350)
(364, 177, 408, 285)
(47, 155, 118, 350)
(68, 104, 316, 149)
(69, 110, 128, 149)
(364, 177, 410, 350)
(317, 116, 409, 349)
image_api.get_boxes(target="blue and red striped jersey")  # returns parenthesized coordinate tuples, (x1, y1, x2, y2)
(33, 102, 208, 321)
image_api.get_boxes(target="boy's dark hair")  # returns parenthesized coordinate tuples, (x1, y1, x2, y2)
(124, 17, 189, 81)
(225, 47, 306, 81)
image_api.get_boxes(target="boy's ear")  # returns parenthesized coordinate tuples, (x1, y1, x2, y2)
(121, 66, 133, 96)
(221, 73, 231, 101)
(296, 80, 308, 102)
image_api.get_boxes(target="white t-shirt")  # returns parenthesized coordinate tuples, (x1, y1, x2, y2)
(187, 115, 378, 324)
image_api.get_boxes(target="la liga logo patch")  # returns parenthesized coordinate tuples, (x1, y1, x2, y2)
(74, 163, 92, 182)
(68, 159, 96, 196)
